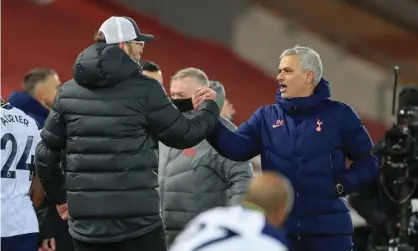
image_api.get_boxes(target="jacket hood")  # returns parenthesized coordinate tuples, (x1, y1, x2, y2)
(73, 43, 141, 89)
(209, 80, 225, 109)
(276, 78, 331, 114)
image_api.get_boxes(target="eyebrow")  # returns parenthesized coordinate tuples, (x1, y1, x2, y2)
(278, 67, 292, 72)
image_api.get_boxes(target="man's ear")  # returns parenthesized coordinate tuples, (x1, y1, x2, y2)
(306, 71, 314, 85)
(118, 42, 124, 49)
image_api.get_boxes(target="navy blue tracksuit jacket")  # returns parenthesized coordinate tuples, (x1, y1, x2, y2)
(206, 79, 379, 251)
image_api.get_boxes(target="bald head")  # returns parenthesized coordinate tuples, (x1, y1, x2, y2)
(243, 171, 294, 226)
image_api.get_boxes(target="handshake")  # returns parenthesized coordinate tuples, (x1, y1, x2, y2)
(192, 87, 217, 109)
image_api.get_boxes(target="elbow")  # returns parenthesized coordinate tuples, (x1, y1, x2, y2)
(208, 141, 250, 161)
(352, 154, 379, 181)
(367, 154, 379, 177)
(218, 151, 249, 162)
(164, 135, 203, 149)
(35, 142, 61, 170)
(168, 141, 198, 150)
(227, 148, 254, 162)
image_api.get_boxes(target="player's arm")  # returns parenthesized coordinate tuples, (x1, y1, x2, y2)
(35, 88, 67, 205)
(206, 107, 263, 161)
(337, 106, 379, 195)
(30, 171, 45, 209)
(213, 117, 254, 204)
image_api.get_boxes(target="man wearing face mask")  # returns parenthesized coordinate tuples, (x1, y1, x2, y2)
(159, 68, 254, 246)
(199, 45, 379, 251)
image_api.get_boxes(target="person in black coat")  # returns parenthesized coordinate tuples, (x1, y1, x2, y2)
(35, 16, 220, 251)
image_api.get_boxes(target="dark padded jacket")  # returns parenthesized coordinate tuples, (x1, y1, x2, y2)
(35, 43, 220, 243)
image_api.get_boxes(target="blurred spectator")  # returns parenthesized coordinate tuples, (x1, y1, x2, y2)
(159, 68, 253, 245)
(142, 60, 163, 83)
(35, 16, 219, 251)
(8, 68, 60, 127)
(169, 171, 293, 251)
(221, 99, 236, 122)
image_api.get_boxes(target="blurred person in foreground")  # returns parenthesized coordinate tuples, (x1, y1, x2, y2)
(35, 16, 219, 251)
(159, 68, 253, 245)
(1, 98, 43, 251)
(7, 68, 72, 251)
(142, 60, 163, 83)
(169, 171, 293, 251)
(8, 68, 60, 127)
(221, 99, 235, 122)
(197, 45, 379, 251)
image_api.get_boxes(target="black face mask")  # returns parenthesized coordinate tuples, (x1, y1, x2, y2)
(171, 98, 194, 112)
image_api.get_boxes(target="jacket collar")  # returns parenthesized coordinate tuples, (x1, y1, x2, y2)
(276, 78, 331, 114)
(8, 91, 49, 118)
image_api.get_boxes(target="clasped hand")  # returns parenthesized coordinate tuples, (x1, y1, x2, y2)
(56, 203, 68, 220)
(192, 87, 217, 109)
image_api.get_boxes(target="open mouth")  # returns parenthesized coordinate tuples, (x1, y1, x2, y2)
(280, 84, 287, 92)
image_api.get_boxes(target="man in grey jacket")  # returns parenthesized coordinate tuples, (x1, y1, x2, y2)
(159, 68, 254, 245)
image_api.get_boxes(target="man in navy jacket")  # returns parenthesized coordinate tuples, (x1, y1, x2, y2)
(199, 45, 379, 251)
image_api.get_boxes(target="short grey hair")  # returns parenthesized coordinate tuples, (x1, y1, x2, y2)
(171, 67, 209, 86)
(280, 45, 323, 86)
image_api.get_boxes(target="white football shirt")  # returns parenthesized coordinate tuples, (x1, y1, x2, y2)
(1, 104, 41, 237)
(169, 205, 288, 251)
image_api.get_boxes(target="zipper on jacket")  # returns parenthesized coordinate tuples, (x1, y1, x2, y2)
(295, 123, 301, 232)
(329, 154, 335, 195)
(160, 149, 169, 212)
(329, 154, 333, 169)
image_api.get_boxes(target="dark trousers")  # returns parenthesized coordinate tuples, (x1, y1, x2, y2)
(73, 226, 167, 251)
(1, 233, 38, 251)
(54, 219, 74, 251)
(289, 235, 353, 251)
(353, 227, 371, 251)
